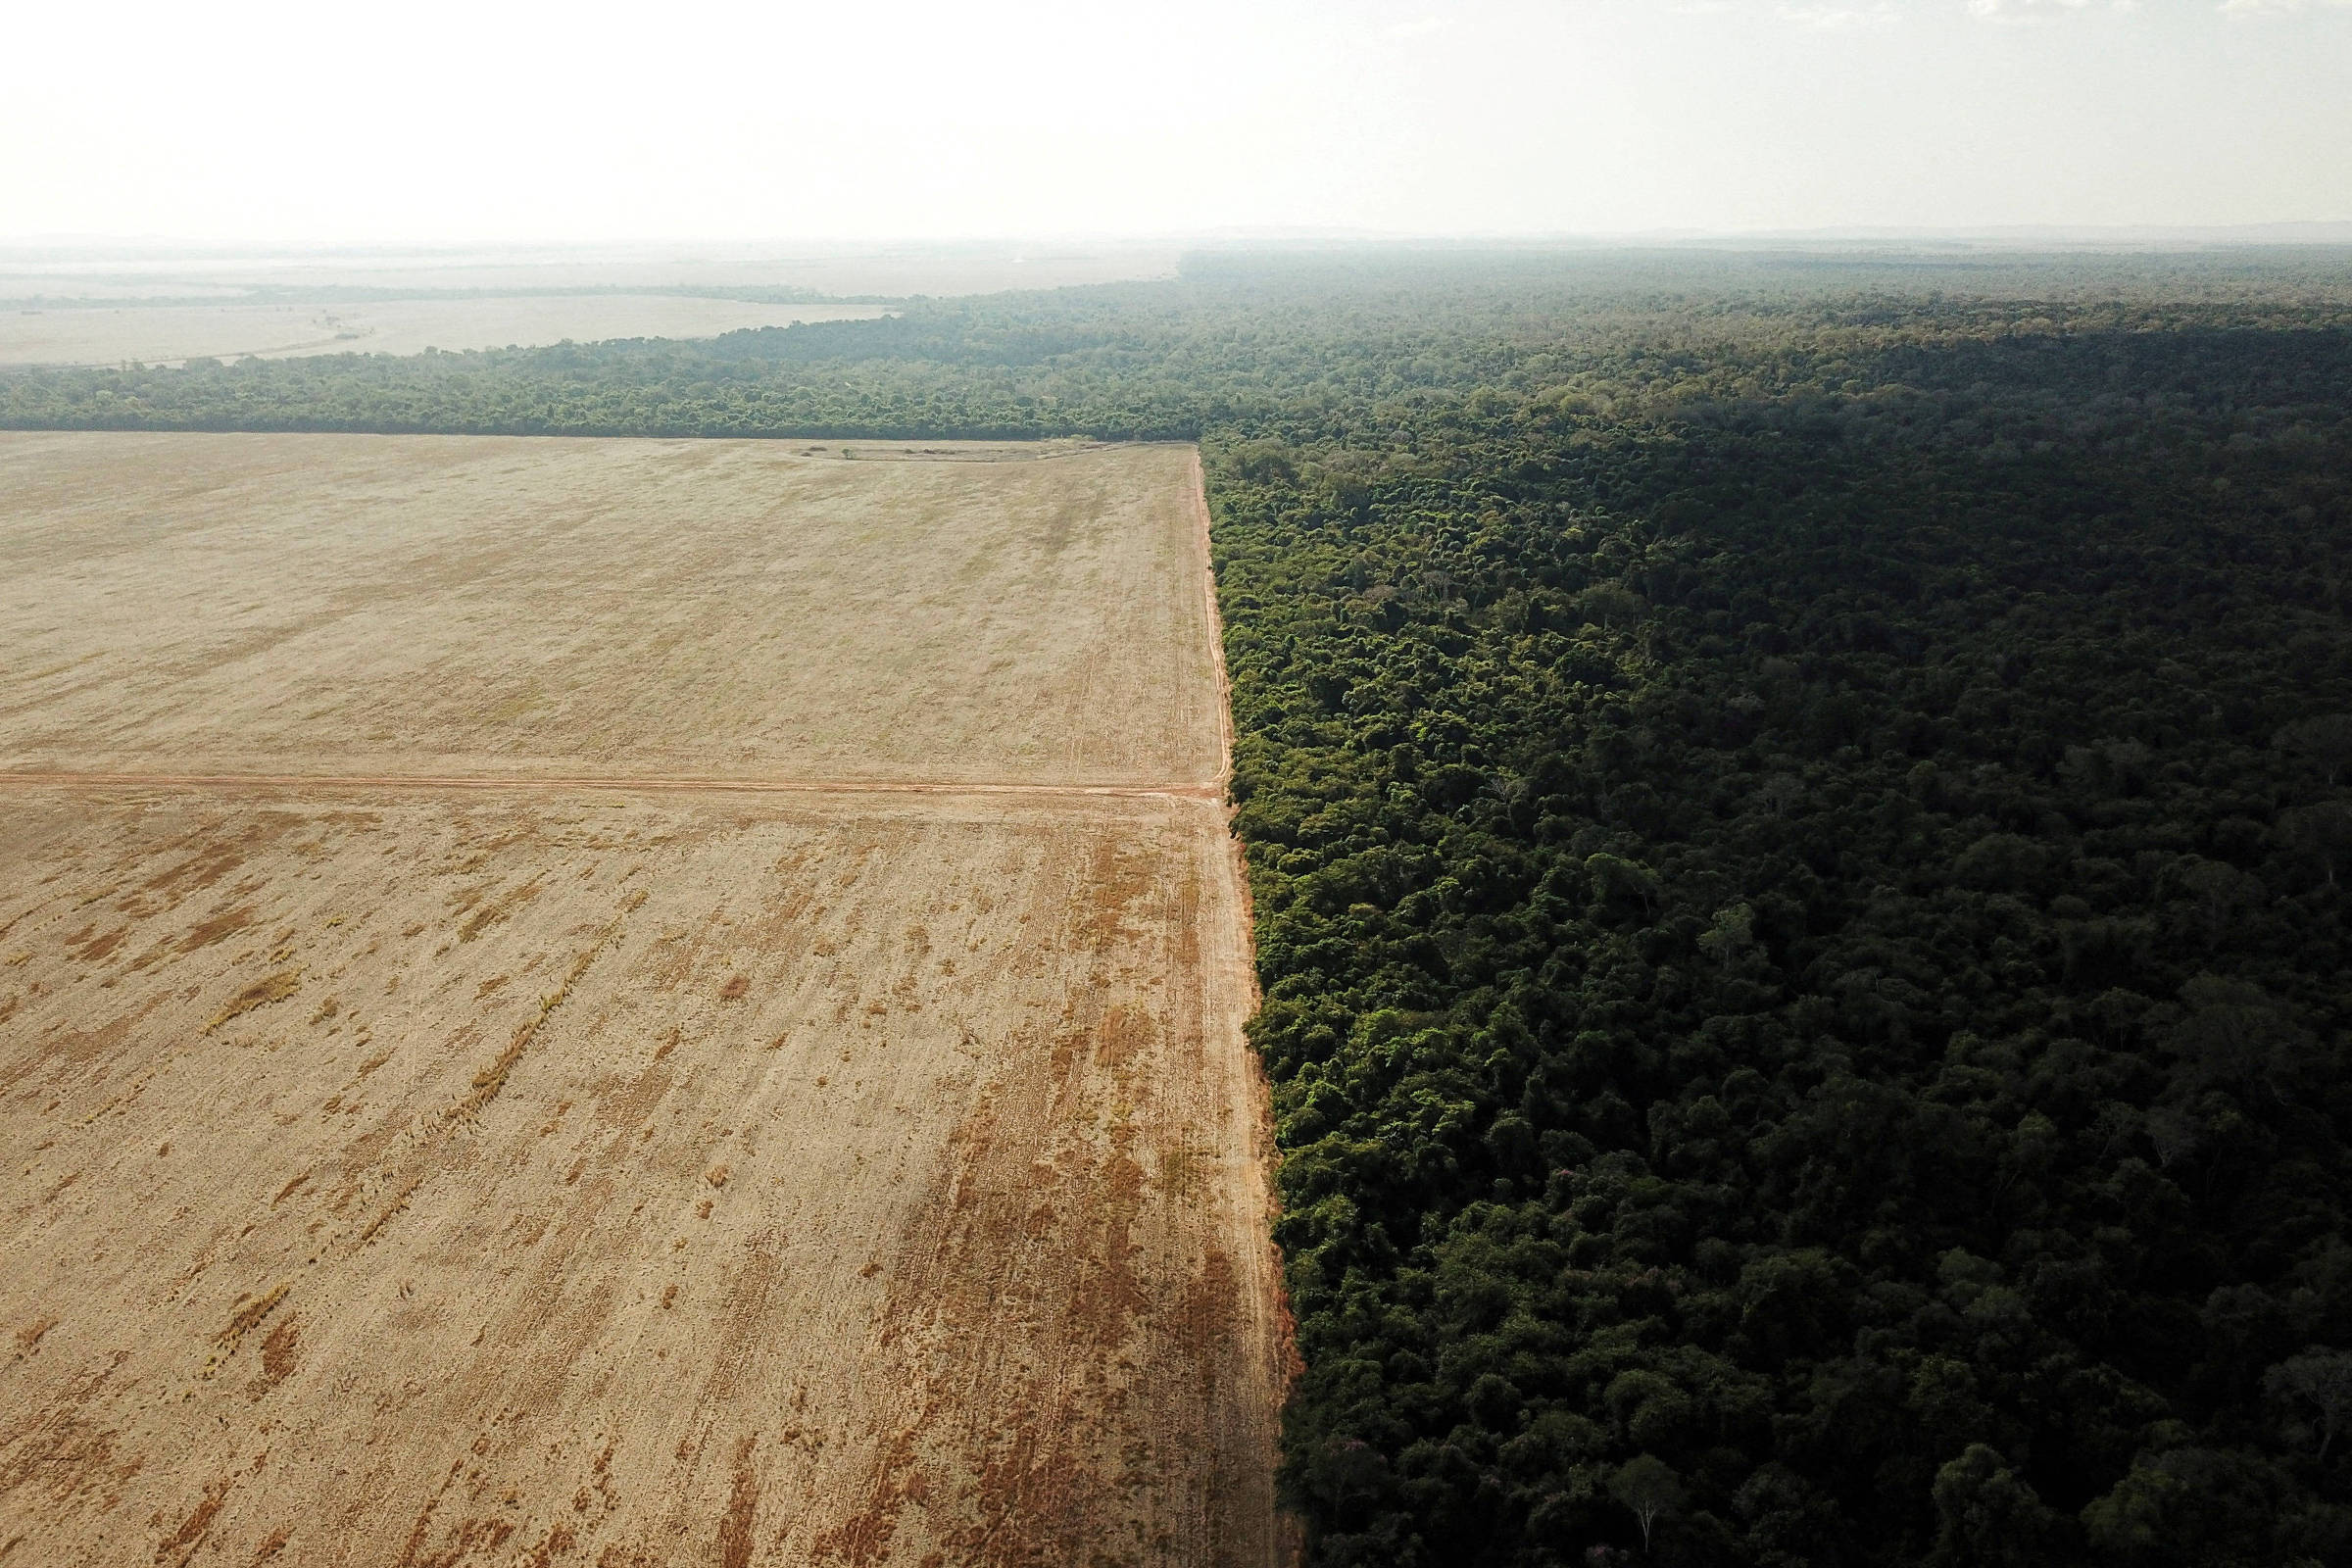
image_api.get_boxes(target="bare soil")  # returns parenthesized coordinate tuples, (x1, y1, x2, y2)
(0, 437, 1287, 1566)
(0, 434, 1224, 788)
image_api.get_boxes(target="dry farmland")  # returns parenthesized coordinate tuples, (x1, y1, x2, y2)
(0, 297, 887, 368)
(0, 435, 1224, 786)
(0, 436, 1289, 1566)
(0, 241, 1181, 311)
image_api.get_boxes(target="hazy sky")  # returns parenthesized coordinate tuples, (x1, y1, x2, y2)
(6, 0, 2347, 244)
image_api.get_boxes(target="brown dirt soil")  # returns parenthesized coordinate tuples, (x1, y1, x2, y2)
(0, 433, 1223, 788)
(0, 437, 1290, 1566)
(0, 297, 886, 368)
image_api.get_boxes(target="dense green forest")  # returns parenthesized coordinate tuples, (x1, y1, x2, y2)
(10, 249, 2352, 1565)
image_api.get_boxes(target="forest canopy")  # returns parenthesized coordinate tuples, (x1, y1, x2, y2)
(10, 247, 2352, 1565)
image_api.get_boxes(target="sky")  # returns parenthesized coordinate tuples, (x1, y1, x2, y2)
(4, 0, 2347, 245)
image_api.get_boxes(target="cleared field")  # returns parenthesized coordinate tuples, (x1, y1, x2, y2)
(0, 433, 1286, 1564)
(0, 241, 1183, 308)
(0, 788, 1285, 1566)
(0, 434, 1224, 788)
(0, 296, 887, 368)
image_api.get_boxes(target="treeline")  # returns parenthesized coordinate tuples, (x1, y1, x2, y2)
(9, 250, 2352, 1564)
(6, 250, 2347, 446)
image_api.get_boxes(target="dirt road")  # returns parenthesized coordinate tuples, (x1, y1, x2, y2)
(0, 770, 1221, 803)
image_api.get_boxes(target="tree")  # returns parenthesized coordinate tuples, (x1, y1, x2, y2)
(2276, 713, 2352, 785)
(1696, 902, 1756, 974)
(1928, 1445, 2056, 1566)
(2280, 800, 2352, 886)
(2165, 975, 2308, 1098)
(1585, 853, 1660, 917)
(2145, 1104, 2201, 1169)
(1609, 1455, 1686, 1553)
(1758, 773, 1806, 817)
(2266, 1348, 2352, 1458)
(1579, 582, 1647, 631)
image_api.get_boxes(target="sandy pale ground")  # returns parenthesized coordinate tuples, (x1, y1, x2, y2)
(0, 297, 887, 368)
(0, 243, 1182, 309)
(0, 296, 884, 367)
(0, 435, 1224, 788)
(0, 436, 1289, 1566)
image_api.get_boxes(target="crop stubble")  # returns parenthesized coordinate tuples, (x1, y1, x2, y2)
(0, 436, 1287, 1565)
(0, 433, 1223, 787)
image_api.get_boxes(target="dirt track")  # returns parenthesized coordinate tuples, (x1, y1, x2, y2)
(0, 437, 1290, 1566)
(0, 772, 1221, 803)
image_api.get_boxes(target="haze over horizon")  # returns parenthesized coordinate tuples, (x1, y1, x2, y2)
(9, 0, 2347, 249)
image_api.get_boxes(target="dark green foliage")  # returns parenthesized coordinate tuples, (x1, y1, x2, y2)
(1203, 281, 2352, 1567)
(11, 248, 2352, 1565)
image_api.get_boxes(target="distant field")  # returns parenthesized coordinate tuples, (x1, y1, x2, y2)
(0, 240, 1183, 315)
(0, 295, 886, 366)
(0, 433, 1283, 1566)
(0, 434, 1224, 787)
